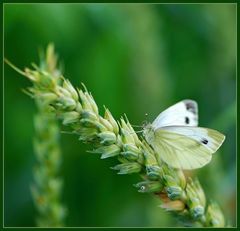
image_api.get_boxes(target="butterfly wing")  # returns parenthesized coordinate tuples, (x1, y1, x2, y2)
(152, 100, 198, 128)
(151, 126, 225, 170)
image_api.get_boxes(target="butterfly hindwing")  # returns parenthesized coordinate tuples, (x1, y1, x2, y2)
(158, 126, 225, 153)
(151, 126, 225, 169)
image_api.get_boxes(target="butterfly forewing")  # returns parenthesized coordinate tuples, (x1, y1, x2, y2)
(152, 100, 198, 128)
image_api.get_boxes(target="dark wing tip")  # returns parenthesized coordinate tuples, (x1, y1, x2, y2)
(183, 99, 198, 115)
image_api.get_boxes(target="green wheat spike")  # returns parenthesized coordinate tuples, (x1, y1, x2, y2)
(6, 44, 225, 227)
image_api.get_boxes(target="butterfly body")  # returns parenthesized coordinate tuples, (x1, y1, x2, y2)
(143, 100, 225, 170)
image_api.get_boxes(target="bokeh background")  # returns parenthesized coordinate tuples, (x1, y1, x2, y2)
(4, 3, 236, 227)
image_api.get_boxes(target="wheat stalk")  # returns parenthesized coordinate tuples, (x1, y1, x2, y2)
(6, 45, 225, 227)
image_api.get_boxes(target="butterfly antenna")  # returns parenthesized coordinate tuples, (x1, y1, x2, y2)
(135, 130, 143, 134)
(131, 124, 143, 128)
(129, 130, 143, 135)
(61, 130, 76, 135)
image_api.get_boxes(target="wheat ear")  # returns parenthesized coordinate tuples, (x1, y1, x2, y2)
(5, 45, 67, 227)
(6, 45, 225, 227)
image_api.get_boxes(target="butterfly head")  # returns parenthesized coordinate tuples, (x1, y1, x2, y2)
(143, 123, 155, 144)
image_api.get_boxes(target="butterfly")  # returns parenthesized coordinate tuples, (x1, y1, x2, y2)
(143, 100, 225, 170)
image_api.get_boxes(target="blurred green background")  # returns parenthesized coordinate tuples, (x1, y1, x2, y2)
(4, 3, 236, 227)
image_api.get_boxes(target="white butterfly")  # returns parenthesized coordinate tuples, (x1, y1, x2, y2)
(143, 100, 225, 170)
